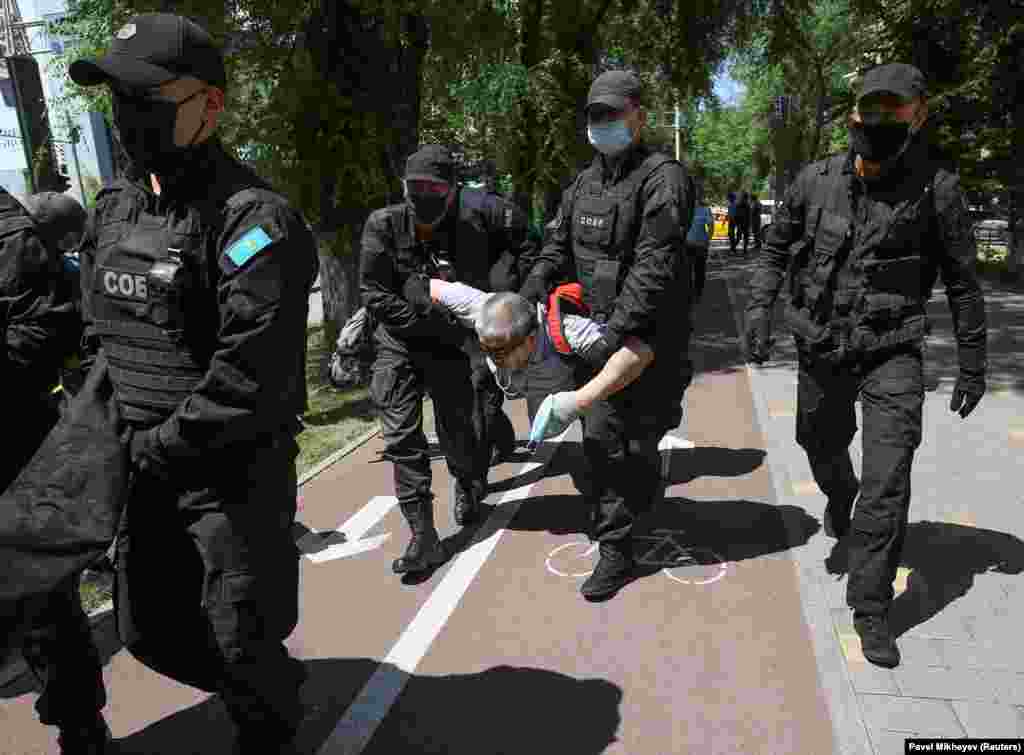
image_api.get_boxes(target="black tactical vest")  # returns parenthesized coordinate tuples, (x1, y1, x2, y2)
(89, 185, 266, 425)
(568, 151, 677, 321)
(786, 154, 939, 356)
(387, 188, 510, 293)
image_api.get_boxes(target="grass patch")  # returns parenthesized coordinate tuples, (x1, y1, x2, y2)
(297, 324, 379, 478)
(976, 244, 1021, 286)
(79, 571, 114, 614)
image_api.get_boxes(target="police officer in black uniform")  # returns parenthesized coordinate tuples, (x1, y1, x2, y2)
(362, 145, 519, 575)
(69, 14, 317, 752)
(519, 70, 695, 600)
(2, 187, 105, 754)
(22, 192, 90, 401)
(744, 63, 987, 668)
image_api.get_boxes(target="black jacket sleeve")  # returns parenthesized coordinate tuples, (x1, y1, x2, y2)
(359, 208, 432, 337)
(604, 160, 693, 348)
(746, 169, 810, 314)
(2, 221, 79, 396)
(151, 196, 319, 464)
(487, 195, 533, 262)
(933, 171, 987, 374)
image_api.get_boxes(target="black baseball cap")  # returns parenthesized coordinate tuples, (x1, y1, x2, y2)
(858, 63, 926, 103)
(405, 145, 455, 184)
(22, 192, 87, 249)
(586, 70, 643, 112)
(69, 14, 226, 91)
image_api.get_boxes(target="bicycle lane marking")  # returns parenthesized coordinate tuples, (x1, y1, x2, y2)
(722, 271, 874, 755)
(317, 427, 572, 755)
(544, 532, 729, 585)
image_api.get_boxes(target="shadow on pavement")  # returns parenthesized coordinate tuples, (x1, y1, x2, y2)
(823, 520, 1024, 637)
(662, 447, 766, 485)
(509, 493, 821, 567)
(487, 442, 767, 498)
(113, 658, 623, 755)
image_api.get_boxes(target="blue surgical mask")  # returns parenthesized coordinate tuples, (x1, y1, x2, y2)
(587, 119, 633, 155)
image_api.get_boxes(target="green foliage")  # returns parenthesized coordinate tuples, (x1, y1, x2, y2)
(691, 100, 762, 202)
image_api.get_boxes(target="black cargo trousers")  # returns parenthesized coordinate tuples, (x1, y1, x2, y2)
(796, 343, 925, 617)
(371, 325, 488, 507)
(114, 431, 305, 743)
(524, 350, 692, 543)
(6, 398, 106, 731)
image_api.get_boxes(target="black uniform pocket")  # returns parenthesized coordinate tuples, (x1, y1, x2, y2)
(861, 256, 923, 299)
(205, 571, 260, 662)
(370, 367, 398, 409)
(574, 198, 617, 249)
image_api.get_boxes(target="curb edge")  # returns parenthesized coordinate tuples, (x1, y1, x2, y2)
(298, 423, 381, 488)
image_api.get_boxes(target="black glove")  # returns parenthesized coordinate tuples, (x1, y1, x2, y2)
(403, 273, 433, 317)
(579, 331, 623, 369)
(519, 273, 550, 305)
(950, 371, 985, 419)
(126, 427, 172, 483)
(744, 308, 773, 365)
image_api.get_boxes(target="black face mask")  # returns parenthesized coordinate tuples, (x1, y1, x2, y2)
(849, 121, 911, 163)
(112, 88, 207, 177)
(407, 194, 449, 226)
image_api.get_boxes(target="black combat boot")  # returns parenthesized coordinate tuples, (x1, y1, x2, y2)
(57, 714, 112, 755)
(453, 478, 486, 527)
(854, 613, 901, 668)
(392, 499, 446, 574)
(580, 540, 635, 601)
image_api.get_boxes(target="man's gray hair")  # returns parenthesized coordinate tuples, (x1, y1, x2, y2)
(477, 292, 536, 341)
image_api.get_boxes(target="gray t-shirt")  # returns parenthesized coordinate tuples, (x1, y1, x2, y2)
(434, 281, 605, 398)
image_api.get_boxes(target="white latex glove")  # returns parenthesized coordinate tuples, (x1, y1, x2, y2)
(528, 391, 581, 448)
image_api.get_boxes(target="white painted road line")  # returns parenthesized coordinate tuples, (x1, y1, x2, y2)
(299, 495, 399, 563)
(317, 430, 570, 754)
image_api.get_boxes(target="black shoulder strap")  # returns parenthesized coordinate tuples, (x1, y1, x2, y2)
(225, 188, 280, 212)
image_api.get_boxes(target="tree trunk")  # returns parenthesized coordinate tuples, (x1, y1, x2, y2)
(510, 0, 544, 222)
(304, 1, 427, 353)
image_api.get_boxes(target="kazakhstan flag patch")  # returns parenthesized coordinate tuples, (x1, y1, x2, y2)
(226, 226, 274, 267)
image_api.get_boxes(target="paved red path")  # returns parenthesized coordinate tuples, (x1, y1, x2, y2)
(2, 278, 836, 754)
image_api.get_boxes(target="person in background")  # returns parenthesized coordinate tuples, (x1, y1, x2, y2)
(685, 182, 714, 305)
(727, 191, 739, 252)
(748, 192, 764, 250)
(734, 191, 752, 254)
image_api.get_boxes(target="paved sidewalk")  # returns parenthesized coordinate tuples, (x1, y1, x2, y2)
(710, 241, 1024, 753)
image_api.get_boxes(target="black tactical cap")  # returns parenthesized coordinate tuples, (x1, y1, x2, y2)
(587, 70, 643, 112)
(22, 192, 87, 250)
(858, 63, 926, 103)
(69, 14, 226, 91)
(405, 145, 455, 184)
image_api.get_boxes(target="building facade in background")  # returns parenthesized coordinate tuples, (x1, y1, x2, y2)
(0, 0, 114, 204)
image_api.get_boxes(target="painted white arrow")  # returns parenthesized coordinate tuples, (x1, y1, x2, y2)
(299, 495, 400, 563)
(658, 434, 696, 451)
